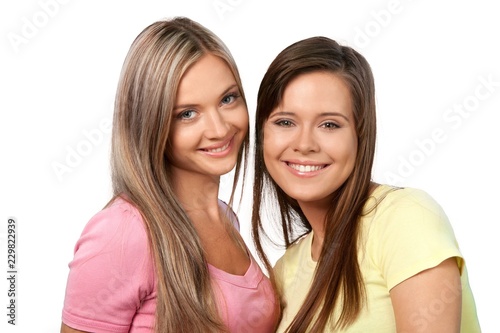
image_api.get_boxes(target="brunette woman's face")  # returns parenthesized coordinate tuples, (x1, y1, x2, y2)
(168, 54, 248, 179)
(263, 71, 357, 207)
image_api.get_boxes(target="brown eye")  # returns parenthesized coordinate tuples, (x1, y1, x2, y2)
(275, 119, 294, 127)
(321, 122, 339, 129)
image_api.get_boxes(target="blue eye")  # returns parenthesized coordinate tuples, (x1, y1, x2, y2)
(178, 110, 196, 120)
(221, 92, 239, 105)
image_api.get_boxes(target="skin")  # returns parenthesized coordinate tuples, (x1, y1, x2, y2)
(264, 71, 357, 257)
(391, 257, 462, 332)
(60, 324, 82, 333)
(263, 71, 462, 332)
(169, 54, 250, 275)
(169, 54, 248, 181)
(61, 54, 250, 333)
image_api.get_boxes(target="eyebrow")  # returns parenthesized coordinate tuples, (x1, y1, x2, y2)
(269, 111, 351, 122)
(173, 83, 239, 111)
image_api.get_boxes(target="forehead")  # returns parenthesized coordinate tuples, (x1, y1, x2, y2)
(277, 71, 353, 118)
(176, 54, 237, 104)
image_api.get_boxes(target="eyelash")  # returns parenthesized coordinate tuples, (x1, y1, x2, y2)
(273, 120, 340, 130)
(177, 109, 196, 120)
(177, 92, 241, 119)
(321, 122, 340, 130)
(220, 92, 240, 106)
(274, 119, 294, 127)
(176, 92, 241, 120)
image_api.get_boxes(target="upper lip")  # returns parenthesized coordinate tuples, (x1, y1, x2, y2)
(283, 159, 328, 166)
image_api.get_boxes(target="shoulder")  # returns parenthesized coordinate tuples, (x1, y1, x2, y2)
(274, 233, 315, 294)
(274, 233, 312, 274)
(63, 197, 155, 332)
(366, 184, 454, 236)
(68, 196, 155, 293)
(367, 185, 448, 223)
(88, 196, 144, 229)
(73, 196, 150, 264)
(374, 184, 441, 207)
(364, 185, 462, 288)
(285, 232, 311, 257)
(80, 197, 144, 231)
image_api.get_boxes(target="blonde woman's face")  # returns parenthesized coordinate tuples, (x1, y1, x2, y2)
(263, 71, 358, 208)
(169, 54, 248, 179)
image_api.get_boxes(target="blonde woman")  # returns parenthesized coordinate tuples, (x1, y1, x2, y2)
(61, 17, 278, 333)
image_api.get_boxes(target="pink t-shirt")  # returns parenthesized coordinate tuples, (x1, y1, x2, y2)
(62, 197, 277, 332)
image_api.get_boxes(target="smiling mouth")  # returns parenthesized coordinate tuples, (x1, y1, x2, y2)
(202, 140, 231, 153)
(287, 163, 328, 173)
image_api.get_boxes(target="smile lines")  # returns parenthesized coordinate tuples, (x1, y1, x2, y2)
(287, 162, 327, 173)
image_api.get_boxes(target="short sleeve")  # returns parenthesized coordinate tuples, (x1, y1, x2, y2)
(370, 188, 463, 290)
(62, 199, 155, 333)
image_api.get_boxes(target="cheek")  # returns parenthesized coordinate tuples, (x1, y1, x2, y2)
(167, 125, 200, 160)
(262, 139, 271, 166)
(262, 129, 286, 177)
(263, 124, 290, 153)
(234, 106, 249, 129)
(343, 135, 358, 169)
(262, 130, 274, 168)
(168, 129, 187, 150)
(324, 132, 358, 166)
(263, 147, 280, 187)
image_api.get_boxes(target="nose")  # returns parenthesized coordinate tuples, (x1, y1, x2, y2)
(292, 126, 319, 154)
(204, 108, 230, 139)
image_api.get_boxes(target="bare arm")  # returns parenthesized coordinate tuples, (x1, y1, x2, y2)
(60, 322, 89, 333)
(390, 257, 462, 333)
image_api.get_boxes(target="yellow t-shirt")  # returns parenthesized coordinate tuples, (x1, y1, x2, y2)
(274, 185, 481, 332)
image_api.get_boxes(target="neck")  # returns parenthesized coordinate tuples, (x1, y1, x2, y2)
(171, 168, 221, 216)
(298, 200, 329, 261)
(302, 182, 380, 261)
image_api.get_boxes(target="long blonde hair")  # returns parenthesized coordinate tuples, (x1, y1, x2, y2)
(110, 17, 248, 332)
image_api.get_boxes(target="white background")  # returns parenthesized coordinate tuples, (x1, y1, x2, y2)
(1, 0, 498, 332)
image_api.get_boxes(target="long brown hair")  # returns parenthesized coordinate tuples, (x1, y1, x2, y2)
(110, 17, 248, 332)
(252, 36, 376, 331)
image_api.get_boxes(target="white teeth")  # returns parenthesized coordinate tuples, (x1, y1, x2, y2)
(288, 163, 324, 173)
(206, 141, 230, 153)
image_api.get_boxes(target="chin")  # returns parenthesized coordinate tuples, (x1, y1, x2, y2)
(212, 164, 237, 177)
(284, 189, 332, 204)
